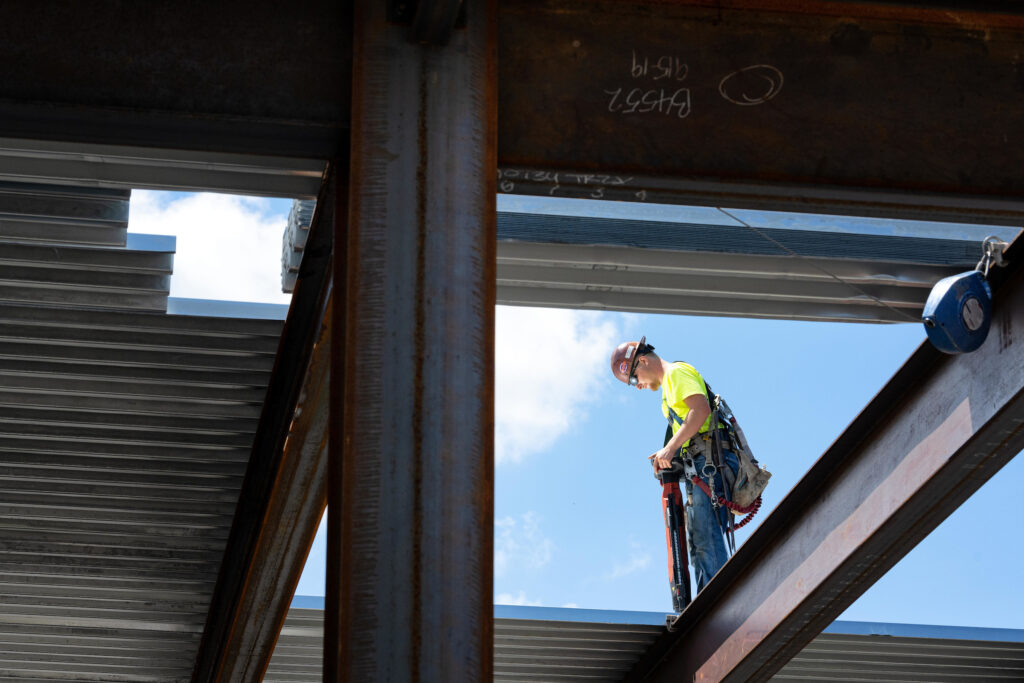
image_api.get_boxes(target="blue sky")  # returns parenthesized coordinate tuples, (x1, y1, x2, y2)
(130, 191, 1023, 629)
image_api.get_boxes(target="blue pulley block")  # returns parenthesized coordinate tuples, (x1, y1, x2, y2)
(922, 270, 993, 354)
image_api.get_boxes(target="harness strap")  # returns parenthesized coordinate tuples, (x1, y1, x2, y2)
(663, 368, 744, 542)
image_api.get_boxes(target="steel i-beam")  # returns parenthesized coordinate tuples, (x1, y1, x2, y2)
(497, 0, 1024, 224)
(626, 234, 1024, 681)
(325, 1, 497, 680)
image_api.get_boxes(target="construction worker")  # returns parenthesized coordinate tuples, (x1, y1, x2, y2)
(610, 337, 739, 592)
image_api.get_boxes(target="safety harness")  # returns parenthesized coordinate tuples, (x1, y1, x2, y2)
(662, 373, 768, 553)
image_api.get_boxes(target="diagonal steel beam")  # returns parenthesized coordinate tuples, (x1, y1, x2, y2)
(624, 234, 1024, 681)
(191, 168, 336, 683)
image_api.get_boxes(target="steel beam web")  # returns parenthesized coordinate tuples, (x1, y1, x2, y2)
(325, 0, 497, 680)
(497, 0, 1024, 224)
(625, 234, 1024, 681)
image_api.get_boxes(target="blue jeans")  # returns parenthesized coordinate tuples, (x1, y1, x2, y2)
(685, 450, 739, 592)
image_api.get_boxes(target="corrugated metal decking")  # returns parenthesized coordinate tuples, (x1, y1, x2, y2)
(0, 182, 129, 246)
(494, 213, 986, 323)
(0, 185, 284, 682)
(281, 201, 991, 323)
(264, 605, 1024, 682)
(775, 632, 1024, 682)
(265, 607, 665, 683)
(0, 139, 324, 199)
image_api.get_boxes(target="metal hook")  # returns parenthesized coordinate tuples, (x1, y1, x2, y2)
(976, 236, 1009, 277)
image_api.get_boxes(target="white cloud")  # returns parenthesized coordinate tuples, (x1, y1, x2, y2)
(604, 543, 652, 580)
(495, 591, 543, 606)
(561, 602, 579, 608)
(131, 193, 632, 465)
(495, 306, 622, 464)
(494, 511, 554, 578)
(128, 191, 292, 305)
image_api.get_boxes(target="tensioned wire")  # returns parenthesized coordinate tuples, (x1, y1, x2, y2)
(716, 207, 922, 323)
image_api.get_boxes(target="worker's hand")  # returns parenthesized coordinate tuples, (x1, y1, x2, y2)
(650, 447, 674, 472)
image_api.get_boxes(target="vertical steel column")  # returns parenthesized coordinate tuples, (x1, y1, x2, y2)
(326, 0, 496, 680)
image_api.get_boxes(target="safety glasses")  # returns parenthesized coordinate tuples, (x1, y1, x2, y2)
(627, 335, 646, 386)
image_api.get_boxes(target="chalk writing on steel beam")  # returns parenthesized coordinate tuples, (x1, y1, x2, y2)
(497, 169, 640, 200)
(603, 51, 784, 117)
(718, 65, 784, 106)
(605, 50, 692, 119)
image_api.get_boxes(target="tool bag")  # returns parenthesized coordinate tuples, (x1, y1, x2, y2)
(664, 373, 771, 515)
(710, 390, 771, 511)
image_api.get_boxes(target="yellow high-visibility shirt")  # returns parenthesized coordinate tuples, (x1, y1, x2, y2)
(661, 362, 716, 447)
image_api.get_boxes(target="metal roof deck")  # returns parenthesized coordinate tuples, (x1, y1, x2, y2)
(0, 305, 283, 682)
(280, 200, 996, 323)
(493, 212, 995, 323)
(264, 603, 1024, 683)
(0, 185, 285, 682)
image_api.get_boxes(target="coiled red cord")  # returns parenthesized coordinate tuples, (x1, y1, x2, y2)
(690, 476, 762, 529)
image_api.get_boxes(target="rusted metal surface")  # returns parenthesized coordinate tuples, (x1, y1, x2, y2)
(326, 0, 496, 680)
(3, 1, 1024, 223)
(625, 233, 1024, 682)
(0, 0, 349, 157)
(497, 0, 1024, 223)
(411, 0, 466, 45)
(324, 166, 349, 683)
(191, 171, 336, 683)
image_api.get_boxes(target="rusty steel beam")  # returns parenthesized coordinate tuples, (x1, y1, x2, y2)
(324, 0, 497, 681)
(0, 0, 349, 158)
(2, 1, 1024, 225)
(497, 0, 1024, 224)
(1, 2, 1023, 225)
(191, 169, 336, 683)
(624, 233, 1024, 682)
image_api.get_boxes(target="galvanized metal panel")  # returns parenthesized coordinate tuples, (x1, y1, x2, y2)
(265, 607, 1024, 682)
(0, 139, 325, 199)
(266, 608, 664, 683)
(0, 192, 284, 682)
(0, 185, 173, 311)
(286, 204, 979, 321)
(493, 213, 981, 322)
(281, 199, 316, 292)
(772, 633, 1024, 681)
(0, 181, 128, 246)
